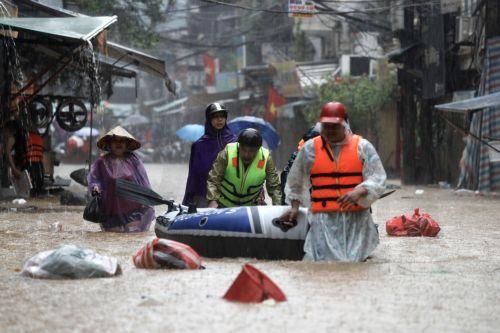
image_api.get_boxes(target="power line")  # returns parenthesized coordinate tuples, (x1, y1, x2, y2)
(315, 8, 386, 47)
(163, 10, 277, 48)
(320, 0, 398, 2)
(166, 21, 294, 64)
(198, 0, 441, 15)
(165, 22, 292, 53)
(197, 0, 391, 32)
(171, 0, 438, 64)
(166, 4, 216, 13)
(198, 0, 292, 14)
(313, 1, 391, 32)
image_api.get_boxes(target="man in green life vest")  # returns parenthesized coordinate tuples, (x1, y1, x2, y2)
(207, 129, 282, 208)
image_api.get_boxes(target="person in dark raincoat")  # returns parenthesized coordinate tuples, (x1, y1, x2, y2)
(182, 103, 237, 207)
(280, 124, 320, 204)
(88, 126, 155, 232)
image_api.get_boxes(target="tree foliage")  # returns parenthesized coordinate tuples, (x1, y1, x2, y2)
(293, 20, 315, 62)
(303, 74, 397, 145)
(76, 0, 166, 49)
(294, 20, 307, 62)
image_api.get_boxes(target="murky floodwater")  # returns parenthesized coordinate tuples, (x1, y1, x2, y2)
(1, 164, 499, 332)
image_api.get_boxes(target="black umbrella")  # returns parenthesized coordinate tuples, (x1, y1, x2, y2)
(70, 168, 88, 187)
(115, 179, 172, 206)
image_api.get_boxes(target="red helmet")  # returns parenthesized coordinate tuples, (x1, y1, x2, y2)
(319, 102, 347, 124)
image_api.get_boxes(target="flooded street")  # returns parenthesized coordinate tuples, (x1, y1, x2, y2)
(0, 163, 499, 333)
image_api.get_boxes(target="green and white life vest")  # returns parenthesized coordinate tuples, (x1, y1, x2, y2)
(218, 142, 269, 207)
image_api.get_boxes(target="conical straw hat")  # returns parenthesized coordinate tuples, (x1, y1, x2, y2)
(96, 126, 141, 151)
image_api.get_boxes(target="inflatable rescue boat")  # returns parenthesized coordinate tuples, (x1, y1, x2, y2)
(155, 205, 308, 260)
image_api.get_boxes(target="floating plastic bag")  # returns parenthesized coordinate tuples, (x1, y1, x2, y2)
(12, 198, 27, 205)
(21, 245, 121, 279)
(386, 208, 440, 237)
(223, 264, 286, 303)
(133, 238, 203, 269)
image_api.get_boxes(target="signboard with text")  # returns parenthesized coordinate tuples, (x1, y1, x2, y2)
(288, 0, 315, 18)
(215, 72, 243, 93)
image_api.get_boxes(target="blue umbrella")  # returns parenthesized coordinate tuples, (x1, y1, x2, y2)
(176, 124, 205, 142)
(228, 116, 281, 150)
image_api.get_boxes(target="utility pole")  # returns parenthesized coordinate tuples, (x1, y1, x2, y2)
(1, 42, 11, 187)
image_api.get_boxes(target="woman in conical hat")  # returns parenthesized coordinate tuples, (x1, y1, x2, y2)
(87, 126, 154, 232)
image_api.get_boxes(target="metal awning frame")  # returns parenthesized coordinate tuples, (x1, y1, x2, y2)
(7, 44, 84, 111)
(434, 91, 500, 152)
(438, 112, 500, 153)
(105, 42, 176, 94)
(434, 92, 500, 113)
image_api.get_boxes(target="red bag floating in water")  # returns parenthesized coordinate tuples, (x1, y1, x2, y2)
(386, 208, 440, 237)
(224, 264, 286, 303)
(133, 238, 203, 269)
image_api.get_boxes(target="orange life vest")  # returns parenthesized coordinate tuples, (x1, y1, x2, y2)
(25, 133, 44, 163)
(310, 134, 365, 213)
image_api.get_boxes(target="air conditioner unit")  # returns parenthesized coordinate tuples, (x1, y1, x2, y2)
(455, 16, 474, 43)
(341, 55, 371, 76)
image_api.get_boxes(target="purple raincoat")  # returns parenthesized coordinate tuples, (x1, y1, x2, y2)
(87, 152, 155, 232)
(182, 112, 236, 206)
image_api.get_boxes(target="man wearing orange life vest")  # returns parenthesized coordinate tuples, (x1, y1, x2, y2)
(280, 101, 386, 261)
(5, 120, 45, 196)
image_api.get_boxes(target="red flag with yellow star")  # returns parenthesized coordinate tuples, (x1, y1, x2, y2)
(203, 54, 216, 86)
(265, 87, 286, 122)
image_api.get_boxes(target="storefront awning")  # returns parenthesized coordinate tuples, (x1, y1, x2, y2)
(11, 0, 176, 94)
(143, 96, 169, 107)
(96, 54, 137, 78)
(297, 62, 339, 88)
(434, 92, 500, 113)
(106, 42, 176, 93)
(0, 16, 117, 42)
(153, 97, 187, 114)
(31, 43, 136, 79)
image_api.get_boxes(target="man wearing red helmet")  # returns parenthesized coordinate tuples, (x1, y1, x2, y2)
(280, 101, 386, 261)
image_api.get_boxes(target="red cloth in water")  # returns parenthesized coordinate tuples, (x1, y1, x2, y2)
(386, 208, 440, 237)
(133, 238, 203, 269)
(223, 264, 286, 303)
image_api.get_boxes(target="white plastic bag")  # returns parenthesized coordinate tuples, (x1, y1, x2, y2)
(21, 245, 121, 279)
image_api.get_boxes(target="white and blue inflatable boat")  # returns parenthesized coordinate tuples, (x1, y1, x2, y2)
(155, 205, 308, 260)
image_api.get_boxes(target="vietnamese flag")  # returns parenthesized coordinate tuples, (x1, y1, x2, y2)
(203, 54, 216, 86)
(265, 87, 286, 122)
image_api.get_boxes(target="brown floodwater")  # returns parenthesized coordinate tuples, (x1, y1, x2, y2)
(0, 164, 499, 332)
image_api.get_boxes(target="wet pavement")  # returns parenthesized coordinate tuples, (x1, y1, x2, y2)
(0, 163, 499, 332)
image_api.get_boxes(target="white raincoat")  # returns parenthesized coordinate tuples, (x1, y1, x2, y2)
(285, 127, 386, 262)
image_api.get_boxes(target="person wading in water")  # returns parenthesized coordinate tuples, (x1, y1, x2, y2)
(182, 103, 236, 208)
(280, 102, 386, 261)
